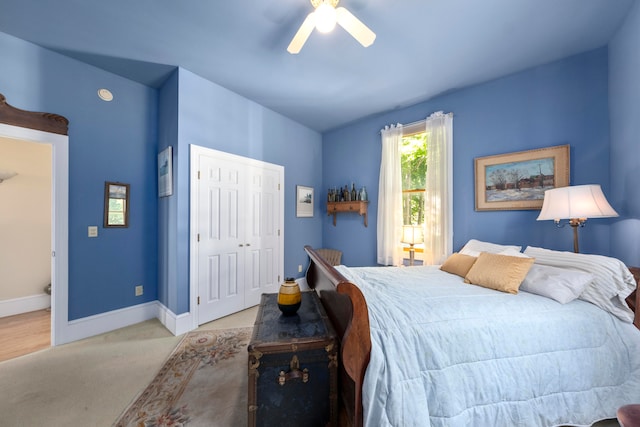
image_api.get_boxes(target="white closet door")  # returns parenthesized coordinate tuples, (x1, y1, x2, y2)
(197, 154, 246, 324)
(244, 164, 280, 307)
(192, 146, 283, 326)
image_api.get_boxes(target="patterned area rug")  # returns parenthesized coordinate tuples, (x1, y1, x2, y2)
(113, 327, 252, 427)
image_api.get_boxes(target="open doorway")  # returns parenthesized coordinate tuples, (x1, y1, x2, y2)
(0, 136, 52, 361)
(0, 93, 69, 349)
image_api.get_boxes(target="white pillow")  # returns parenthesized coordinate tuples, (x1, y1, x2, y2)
(499, 247, 530, 258)
(520, 264, 594, 304)
(459, 239, 522, 257)
(523, 246, 636, 322)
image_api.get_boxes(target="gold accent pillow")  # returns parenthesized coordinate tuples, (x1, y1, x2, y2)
(464, 252, 535, 294)
(440, 253, 477, 277)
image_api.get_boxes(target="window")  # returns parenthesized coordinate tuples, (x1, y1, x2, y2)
(400, 129, 427, 261)
(377, 112, 452, 266)
(401, 131, 427, 226)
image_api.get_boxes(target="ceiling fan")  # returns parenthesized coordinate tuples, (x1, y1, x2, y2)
(287, 0, 376, 54)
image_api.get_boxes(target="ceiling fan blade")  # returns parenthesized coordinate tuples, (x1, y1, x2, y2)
(336, 7, 376, 47)
(287, 13, 316, 54)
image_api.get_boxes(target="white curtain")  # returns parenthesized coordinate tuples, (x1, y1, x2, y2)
(377, 124, 404, 266)
(423, 112, 453, 265)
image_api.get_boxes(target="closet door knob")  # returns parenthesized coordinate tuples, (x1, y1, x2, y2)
(246, 243, 251, 246)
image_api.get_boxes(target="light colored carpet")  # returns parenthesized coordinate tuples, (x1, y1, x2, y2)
(0, 306, 258, 427)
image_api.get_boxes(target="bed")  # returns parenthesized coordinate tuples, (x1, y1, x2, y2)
(304, 243, 640, 427)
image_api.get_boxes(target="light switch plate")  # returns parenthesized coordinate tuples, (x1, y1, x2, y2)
(88, 226, 98, 237)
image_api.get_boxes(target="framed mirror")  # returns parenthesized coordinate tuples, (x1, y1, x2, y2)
(104, 181, 130, 228)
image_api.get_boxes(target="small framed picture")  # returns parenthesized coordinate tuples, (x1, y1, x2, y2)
(296, 185, 314, 217)
(104, 182, 130, 228)
(158, 146, 173, 197)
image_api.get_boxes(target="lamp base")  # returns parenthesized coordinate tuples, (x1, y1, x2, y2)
(568, 218, 586, 253)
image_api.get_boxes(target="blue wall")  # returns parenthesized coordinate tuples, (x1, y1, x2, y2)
(0, 31, 159, 320)
(157, 69, 180, 313)
(2, 18, 636, 326)
(1, 30, 323, 323)
(609, 0, 640, 267)
(156, 69, 323, 315)
(322, 48, 612, 265)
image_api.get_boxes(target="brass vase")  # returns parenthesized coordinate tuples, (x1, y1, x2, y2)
(277, 277, 301, 316)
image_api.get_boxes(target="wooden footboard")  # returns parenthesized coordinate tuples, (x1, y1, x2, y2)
(304, 245, 371, 427)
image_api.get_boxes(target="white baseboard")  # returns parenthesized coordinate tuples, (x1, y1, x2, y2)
(0, 293, 51, 318)
(44, 301, 197, 345)
(56, 301, 196, 346)
(57, 301, 159, 345)
(156, 302, 194, 336)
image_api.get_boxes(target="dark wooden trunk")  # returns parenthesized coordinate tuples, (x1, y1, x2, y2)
(248, 291, 338, 427)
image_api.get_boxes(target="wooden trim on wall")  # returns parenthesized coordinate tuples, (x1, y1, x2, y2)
(0, 93, 69, 135)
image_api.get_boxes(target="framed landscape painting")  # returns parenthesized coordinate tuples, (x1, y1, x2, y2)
(474, 144, 570, 211)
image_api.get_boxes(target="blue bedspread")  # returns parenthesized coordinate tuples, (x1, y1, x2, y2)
(335, 265, 640, 427)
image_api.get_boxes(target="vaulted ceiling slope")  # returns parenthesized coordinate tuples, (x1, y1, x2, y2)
(0, 0, 634, 132)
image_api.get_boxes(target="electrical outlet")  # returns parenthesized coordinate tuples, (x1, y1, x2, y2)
(298, 265, 303, 273)
(135, 285, 143, 296)
(88, 226, 98, 238)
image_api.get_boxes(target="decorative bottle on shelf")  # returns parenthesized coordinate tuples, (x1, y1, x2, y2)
(360, 186, 368, 201)
(351, 183, 357, 201)
(277, 277, 301, 316)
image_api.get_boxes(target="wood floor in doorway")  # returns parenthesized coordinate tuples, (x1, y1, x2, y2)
(0, 309, 50, 363)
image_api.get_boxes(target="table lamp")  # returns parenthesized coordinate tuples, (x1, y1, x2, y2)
(402, 225, 424, 266)
(536, 184, 618, 253)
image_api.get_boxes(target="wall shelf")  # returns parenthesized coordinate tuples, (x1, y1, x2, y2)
(327, 201, 368, 227)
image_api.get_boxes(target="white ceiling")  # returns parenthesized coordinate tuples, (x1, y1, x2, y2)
(0, 0, 634, 132)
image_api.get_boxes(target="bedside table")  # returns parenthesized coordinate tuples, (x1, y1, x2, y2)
(247, 291, 338, 427)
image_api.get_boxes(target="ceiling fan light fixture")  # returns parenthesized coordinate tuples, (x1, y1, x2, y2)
(288, 0, 374, 54)
(314, 2, 337, 33)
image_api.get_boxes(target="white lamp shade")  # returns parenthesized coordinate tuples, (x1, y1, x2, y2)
(402, 225, 424, 244)
(537, 184, 618, 221)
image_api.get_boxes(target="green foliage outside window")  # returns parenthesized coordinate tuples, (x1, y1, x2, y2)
(401, 132, 427, 226)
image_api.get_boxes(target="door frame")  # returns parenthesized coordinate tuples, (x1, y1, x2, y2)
(0, 123, 69, 346)
(189, 144, 284, 329)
